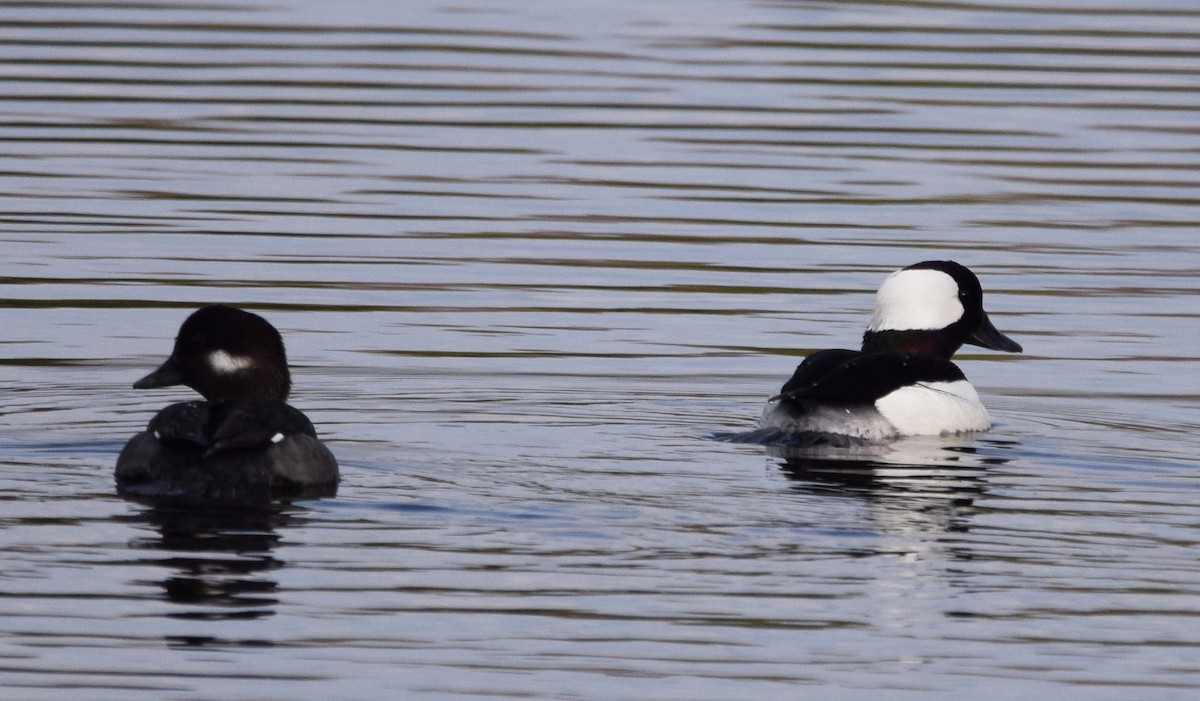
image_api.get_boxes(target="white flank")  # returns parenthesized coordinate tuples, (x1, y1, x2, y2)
(868, 268, 964, 332)
(874, 380, 991, 436)
(760, 401, 897, 442)
(207, 349, 255, 374)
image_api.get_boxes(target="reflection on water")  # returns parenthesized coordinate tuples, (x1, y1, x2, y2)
(125, 503, 293, 623)
(2, 0, 1200, 698)
(773, 437, 1015, 533)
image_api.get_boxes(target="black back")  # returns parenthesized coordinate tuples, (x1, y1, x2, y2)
(777, 352, 967, 405)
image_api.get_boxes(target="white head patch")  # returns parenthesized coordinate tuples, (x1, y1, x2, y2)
(868, 268, 964, 332)
(206, 349, 255, 374)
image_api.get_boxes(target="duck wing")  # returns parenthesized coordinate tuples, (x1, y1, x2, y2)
(204, 402, 318, 458)
(777, 349, 862, 396)
(777, 352, 967, 404)
(146, 401, 210, 447)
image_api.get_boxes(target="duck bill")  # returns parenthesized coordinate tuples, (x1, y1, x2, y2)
(967, 313, 1023, 353)
(133, 355, 185, 389)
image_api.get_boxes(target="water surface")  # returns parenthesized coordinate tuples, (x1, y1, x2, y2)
(2, 0, 1199, 698)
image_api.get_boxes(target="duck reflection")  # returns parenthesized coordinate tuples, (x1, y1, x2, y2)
(124, 500, 305, 635)
(773, 437, 1017, 531)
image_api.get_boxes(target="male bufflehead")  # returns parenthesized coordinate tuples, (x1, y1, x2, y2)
(723, 261, 1022, 446)
(116, 305, 338, 502)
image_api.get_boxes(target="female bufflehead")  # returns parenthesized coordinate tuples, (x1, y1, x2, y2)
(116, 305, 338, 502)
(726, 261, 1022, 446)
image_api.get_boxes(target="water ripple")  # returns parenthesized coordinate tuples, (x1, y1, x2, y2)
(2, 0, 1199, 699)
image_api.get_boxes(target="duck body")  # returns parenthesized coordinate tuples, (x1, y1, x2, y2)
(116, 305, 338, 503)
(758, 350, 989, 445)
(117, 400, 337, 502)
(725, 261, 1022, 447)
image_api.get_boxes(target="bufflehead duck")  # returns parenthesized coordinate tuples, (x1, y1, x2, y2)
(724, 261, 1022, 446)
(116, 305, 338, 502)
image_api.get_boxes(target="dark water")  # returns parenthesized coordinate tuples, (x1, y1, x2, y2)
(2, 1, 1199, 698)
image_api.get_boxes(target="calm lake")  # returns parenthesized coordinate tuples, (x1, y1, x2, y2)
(2, 0, 1199, 698)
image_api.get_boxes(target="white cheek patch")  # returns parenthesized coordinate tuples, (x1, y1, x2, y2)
(869, 269, 964, 332)
(875, 380, 991, 436)
(270, 433, 285, 444)
(207, 350, 255, 374)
